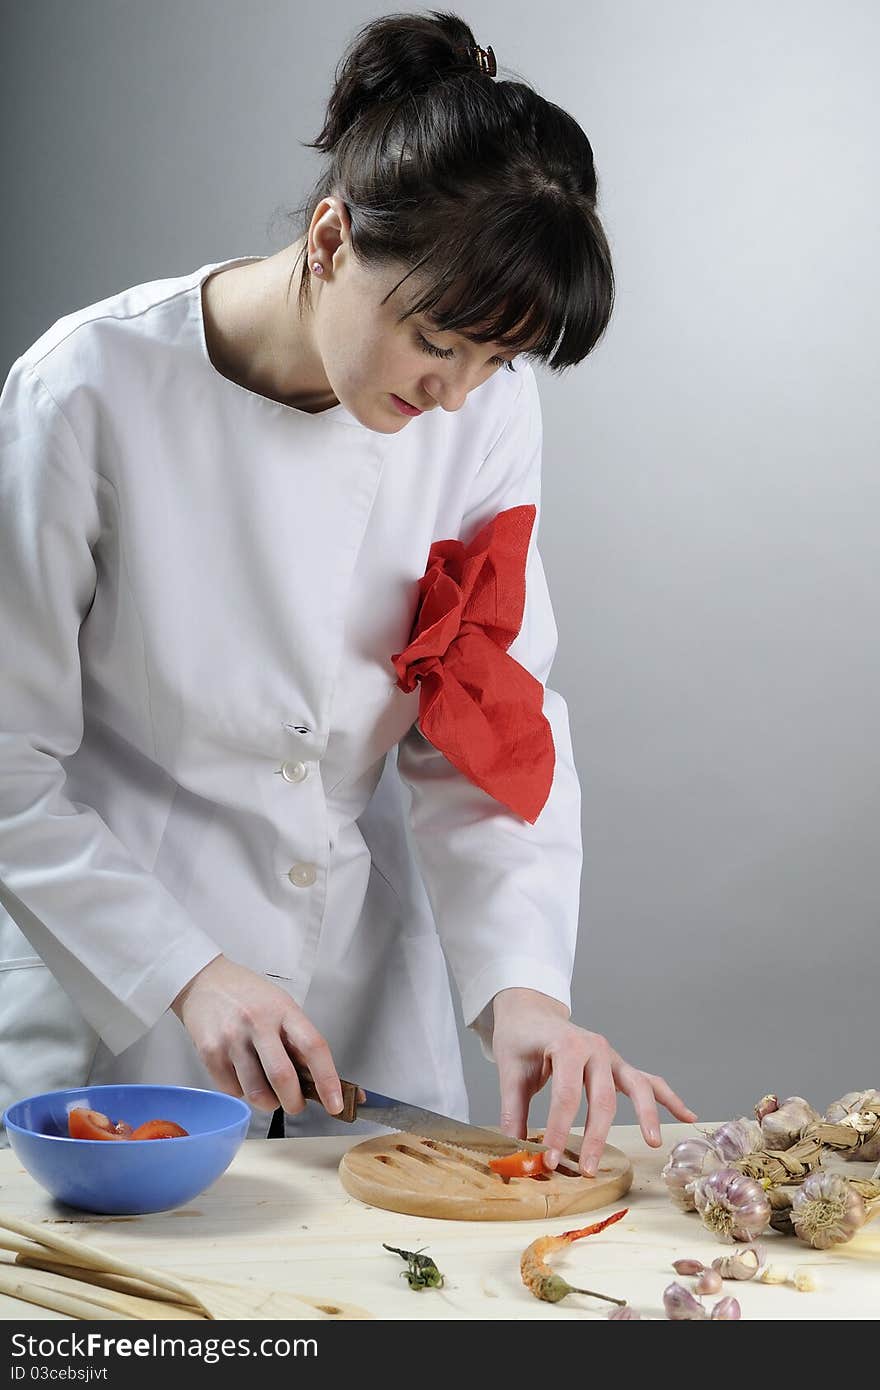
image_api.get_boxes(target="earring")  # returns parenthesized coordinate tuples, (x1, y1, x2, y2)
(312, 261, 324, 275)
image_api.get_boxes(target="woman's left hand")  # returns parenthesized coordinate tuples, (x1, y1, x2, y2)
(490, 987, 698, 1175)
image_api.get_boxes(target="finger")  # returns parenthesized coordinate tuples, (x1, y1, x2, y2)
(200, 1048, 247, 1102)
(496, 1064, 532, 1142)
(281, 1019, 344, 1115)
(542, 1049, 589, 1169)
(648, 1075, 698, 1122)
(231, 1043, 295, 1113)
(618, 1071, 663, 1147)
(580, 1050, 618, 1176)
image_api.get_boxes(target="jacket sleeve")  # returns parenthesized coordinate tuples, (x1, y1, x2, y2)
(0, 358, 221, 1053)
(395, 365, 582, 1058)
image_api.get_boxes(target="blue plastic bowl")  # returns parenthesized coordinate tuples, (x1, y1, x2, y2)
(2, 1084, 251, 1214)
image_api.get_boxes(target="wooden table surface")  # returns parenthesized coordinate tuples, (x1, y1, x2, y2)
(0, 1122, 876, 1320)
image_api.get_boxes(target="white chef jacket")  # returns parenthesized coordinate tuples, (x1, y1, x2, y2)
(0, 256, 582, 1138)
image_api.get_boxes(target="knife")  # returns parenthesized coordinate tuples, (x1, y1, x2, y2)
(281, 1069, 548, 1158)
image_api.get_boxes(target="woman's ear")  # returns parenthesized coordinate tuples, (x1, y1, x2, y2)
(309, 197, 350, 275)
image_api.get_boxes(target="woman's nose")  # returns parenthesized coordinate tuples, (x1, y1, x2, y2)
(423, 374, 471, 413)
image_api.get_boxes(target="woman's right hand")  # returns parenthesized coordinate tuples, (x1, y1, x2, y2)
(170, 955, 344, 1115)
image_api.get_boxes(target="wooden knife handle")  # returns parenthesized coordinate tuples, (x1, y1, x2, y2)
(296, 1067, 360, 1123)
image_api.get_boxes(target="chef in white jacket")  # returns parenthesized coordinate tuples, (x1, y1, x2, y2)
(0, 13, 696, 1167)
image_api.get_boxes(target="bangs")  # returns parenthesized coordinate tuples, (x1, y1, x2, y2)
(381, 201, 614, 370)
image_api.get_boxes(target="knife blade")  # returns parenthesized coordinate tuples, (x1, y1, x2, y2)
(291, 1069, 548, 1158)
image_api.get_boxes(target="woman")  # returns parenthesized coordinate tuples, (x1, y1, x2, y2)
(0, 11, 696, 1169)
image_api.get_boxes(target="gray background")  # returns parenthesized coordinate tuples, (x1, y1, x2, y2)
(3, 1, 877, 1130)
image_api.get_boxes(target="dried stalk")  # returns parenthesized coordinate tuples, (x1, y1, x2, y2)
(766, 1185, 796, 1234)
(14, 1254, 206, 1316)
(0, 1210, 209, 1315)
(0, 1263, 129, 1320)
(733, 1109, 880, 1187)
(849, 1178, 880, 1204)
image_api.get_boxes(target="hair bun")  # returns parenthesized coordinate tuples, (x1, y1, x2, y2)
(308, 12, 493, 155)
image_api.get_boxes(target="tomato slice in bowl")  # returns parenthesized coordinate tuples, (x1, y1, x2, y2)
(67, 1108, 127, 1141)
(129, 1119, 189, 1140)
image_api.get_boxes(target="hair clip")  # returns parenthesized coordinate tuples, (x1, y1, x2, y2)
(469, 44, 497, 78)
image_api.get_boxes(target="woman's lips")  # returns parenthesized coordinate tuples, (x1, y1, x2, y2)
(390, 393, 423, 417)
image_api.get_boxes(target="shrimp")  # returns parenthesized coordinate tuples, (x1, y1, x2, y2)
(520, 1208, 629, 1304)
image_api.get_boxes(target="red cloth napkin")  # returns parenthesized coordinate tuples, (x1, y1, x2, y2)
(391, 504, 555, 823)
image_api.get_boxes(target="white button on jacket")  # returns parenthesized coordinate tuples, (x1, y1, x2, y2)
(0, 257, 583, 1134)
(287, 864, 317, 889)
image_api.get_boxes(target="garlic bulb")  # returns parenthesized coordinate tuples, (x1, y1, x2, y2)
(708, 1118, 764, 1161)
(759, 1096, 818, 1151)
(711, 1245, 764, 1280)
(790, 1170, 868, 1249)
(823, 1090, 880, 1163)
(691, 1167, 772, 1243)
(663, 1282, 707, 1320)
(710, 1296, 742, 1319)
(661, 1136, 724, 1211)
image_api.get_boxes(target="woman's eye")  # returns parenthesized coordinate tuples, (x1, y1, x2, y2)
(416, 332, 517, 373)
(417, 333, 452, 360)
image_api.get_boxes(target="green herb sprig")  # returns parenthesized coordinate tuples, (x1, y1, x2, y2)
(382, 1243, 444, 1290)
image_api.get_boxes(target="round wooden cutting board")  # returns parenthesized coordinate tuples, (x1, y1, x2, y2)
(338, 1130, 633, 1221)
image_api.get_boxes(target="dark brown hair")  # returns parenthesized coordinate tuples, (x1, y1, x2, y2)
(288, 10, 614, 372)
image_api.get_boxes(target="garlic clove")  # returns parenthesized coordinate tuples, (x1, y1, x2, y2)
(663, 1282, 708, 1320)
(711, 1244, 764, 1280)
(758, 1264, 789, 1284)
(791, 1267, 818, 1292)
(694, 1268, 723, 1295)
(711, 1296, 742, 1319)
(672, 1259, 705, 1275)
(607, 1304, 641, 1318)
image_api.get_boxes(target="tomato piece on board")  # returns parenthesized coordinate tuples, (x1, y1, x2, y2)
(129, 1119, 189, 1140)
(488, 1150, 548, 1179)
(67, 1108, 126, 1141)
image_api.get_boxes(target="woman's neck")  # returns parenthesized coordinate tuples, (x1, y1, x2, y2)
(201, 240, 340, 413)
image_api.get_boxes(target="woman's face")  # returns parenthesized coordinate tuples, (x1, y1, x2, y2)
(309, 205, 522, 433)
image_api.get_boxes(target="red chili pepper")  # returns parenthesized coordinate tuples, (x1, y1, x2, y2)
(488, 1149, 548, 1179)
